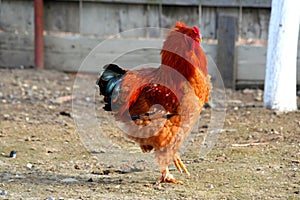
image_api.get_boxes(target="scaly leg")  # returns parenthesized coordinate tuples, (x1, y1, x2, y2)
(157, 167, 182, 184)
(173, 154, 190, 176)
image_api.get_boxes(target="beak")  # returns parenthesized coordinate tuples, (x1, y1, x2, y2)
(196, 37, 202, 43)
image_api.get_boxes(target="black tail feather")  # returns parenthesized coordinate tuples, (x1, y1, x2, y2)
(96, 64, 126, 111)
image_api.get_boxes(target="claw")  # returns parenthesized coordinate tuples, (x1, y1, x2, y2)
(158, 167, 182, 184)
(173, 154, 190, 176)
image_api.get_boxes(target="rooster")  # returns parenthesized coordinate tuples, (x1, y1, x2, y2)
(97, 22, 210, 183)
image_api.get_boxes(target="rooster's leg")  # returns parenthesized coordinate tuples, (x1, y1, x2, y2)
(157, 167, 182, 184)
(173, 154, 190, 176)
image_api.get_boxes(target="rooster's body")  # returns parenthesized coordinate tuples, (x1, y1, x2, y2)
(97, 22, 210, 183)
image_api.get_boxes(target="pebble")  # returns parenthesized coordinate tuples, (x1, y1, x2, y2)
(26, 163, 33, 169)
(242, 88, 254, 94)
(3, 114, 10, 119)
(74, 164, 80, 170)
(208, 184, 214, 189)
(60, 178, 78, 183)
(65, 86, 71, 91)
(32, 85, 38, 90)
(255, 96, 262, 102)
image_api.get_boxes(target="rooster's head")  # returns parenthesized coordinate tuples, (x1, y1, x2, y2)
(174, 21, 202, 44)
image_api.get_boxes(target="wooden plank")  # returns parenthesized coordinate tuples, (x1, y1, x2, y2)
(80, 2, 120, 35)
(236, 45, 266, 81)
(241, 8, 270, 40)
(0, 0, 276, 41)
(118, 4, 148, 36)
(217, 7, 239, 17)
(217, 15, 237, 89)
(44, 1, 80, 33)
(201, 7, 217, 39)
(60, 0, 272, 8)
(0, 0, 34, 33)
(146, 4, 161, 37)
(216, 7, 239, 40)
(257, 8, 271, 40)
(0, 50, 34, 68)
(237, 44, 300, 84)
(1, 32, 299, 85)
(161, 5, 198, 28)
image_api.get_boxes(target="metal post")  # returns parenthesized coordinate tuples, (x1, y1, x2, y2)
(34, 0, 44, 69)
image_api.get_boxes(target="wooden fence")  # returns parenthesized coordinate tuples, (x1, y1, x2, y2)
(0, 0, 299, 87)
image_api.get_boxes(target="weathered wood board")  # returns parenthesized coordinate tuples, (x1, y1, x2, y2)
(0, 0, 273, 40)
(44, 1, 80, 33)
(1, 32, 299, 85)
(217, 15, 237, 89)
(0, 0, 34, 33)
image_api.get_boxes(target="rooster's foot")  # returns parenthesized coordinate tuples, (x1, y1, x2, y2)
(157, 168, 182, 184)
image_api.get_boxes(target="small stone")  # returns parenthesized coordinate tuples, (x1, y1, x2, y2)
(65, 87, 71, 91)
(255, 96, 262, 102)
(242, 89, 254, 94)
(32, 85, 38, 90)
(3, 114, 10, 119)
(85, 97, 91, 102)
(23, 83, 29, 88)
(63, 75, 70, 81)
(46, 197, 55, 200)
(61, 178, 78, 183)
(208, 184, 214, 189)
(48, 105, 56, 110)
(26, 163, 33, 169)
(25, 89, 32, 96)
(55, 95, 74, 104)
(74, 164, 80, 170)
(233, 106, 239, 111)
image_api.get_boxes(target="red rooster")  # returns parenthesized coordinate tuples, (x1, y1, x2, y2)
(97, 22, 210, 183)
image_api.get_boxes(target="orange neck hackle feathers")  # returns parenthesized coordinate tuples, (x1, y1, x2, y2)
(160, 22, 207, 80)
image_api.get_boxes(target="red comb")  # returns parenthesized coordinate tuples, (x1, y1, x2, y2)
(193, 26, 200, 35)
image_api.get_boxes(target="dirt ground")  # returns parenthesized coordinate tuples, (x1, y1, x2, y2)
(0, 68, 300, 199)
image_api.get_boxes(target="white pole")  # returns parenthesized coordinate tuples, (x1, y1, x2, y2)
(264, 0, 300, 112)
